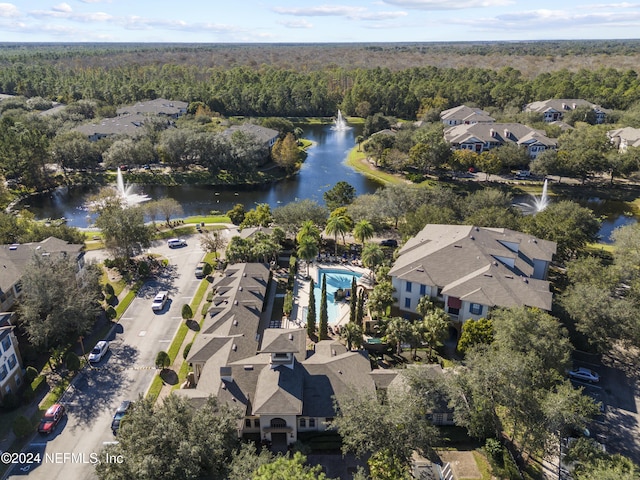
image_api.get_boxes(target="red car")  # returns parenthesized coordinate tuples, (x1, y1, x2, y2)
(38, 404, 65, 434)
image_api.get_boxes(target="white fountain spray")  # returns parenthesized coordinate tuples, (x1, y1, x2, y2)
(331, 109, 351, 131)
(115, 167, 150, 207)
(514, 178, 550, 214)
(533, 178, 550, 212)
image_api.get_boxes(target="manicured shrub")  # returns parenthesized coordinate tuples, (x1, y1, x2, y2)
(103, 283, 115, 296)
(25, 366, 38, 384)
(181, 304, 193, 321)
(106, 306, 117, 320)
(183, 342, 193, 360)
(155, 351, 170, 369)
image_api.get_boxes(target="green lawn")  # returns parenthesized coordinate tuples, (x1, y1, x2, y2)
(345, 147, 404, 185)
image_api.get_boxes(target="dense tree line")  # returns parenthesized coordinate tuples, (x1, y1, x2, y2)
(2, 54, 640, 118)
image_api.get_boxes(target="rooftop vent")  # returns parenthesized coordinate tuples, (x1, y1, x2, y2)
(244, 365, 254, 371)
(239, 286, 243, 291)
(243, 273, 247, 277)
(483, 274, 493, 278)
(522, 277, 529, 283)
(288, 333, 294, 340)
(233, 320, 238, 327)
(232, 344, 237, 351)
(470, 236, 475, 240)
(454, 245, 462, 248)
(234, 300, 238, 306)
(505, 275, 514, 279)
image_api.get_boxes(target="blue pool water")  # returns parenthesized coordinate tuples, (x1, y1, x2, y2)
(313, 268, 362, 324)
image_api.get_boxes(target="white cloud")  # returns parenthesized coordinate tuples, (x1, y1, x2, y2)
(272, 4, 407, 21)
(0, 3, 19, 17)
(52, 3, 72, 13)
(382, 0, 513, 9)
(272, 5, 367, 16)
(278, 19, 314, 29)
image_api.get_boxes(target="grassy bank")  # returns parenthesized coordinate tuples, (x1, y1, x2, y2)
(345, 147, 404, 185)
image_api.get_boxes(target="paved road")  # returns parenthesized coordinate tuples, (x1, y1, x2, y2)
(5, 236, 206, 480)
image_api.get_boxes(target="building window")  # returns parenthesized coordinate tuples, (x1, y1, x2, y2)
(419, 284, 426, 295)
(7, 354, 16, 370)
(299, 418, 306, 428)
(405, 282, 412, 293)
(245, 419, 251, 428)
(469, 303, 483, 315)
(437, 287, 443, 298)
(404, 298, 411, 309)
(254, 419, 260, 428)
(309, 418, 316, 428)
(0, 365, 7, 381)
(14, 281, 22, 294)
(0, 336, 10, 352)
(270, 418, 286, 428)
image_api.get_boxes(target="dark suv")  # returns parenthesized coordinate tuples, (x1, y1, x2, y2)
(380, 239, 398, 248)
(111, 400, 131, 434)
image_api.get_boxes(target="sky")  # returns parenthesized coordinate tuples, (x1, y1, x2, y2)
(1, 1, 640, 43)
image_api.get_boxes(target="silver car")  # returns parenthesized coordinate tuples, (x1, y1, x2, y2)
(568, 367, 600, 383)
(89, 341, 109, 363)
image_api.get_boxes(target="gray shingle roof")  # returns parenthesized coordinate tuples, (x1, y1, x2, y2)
(0, 237, 84, 294)
(390, 225, 556, 311)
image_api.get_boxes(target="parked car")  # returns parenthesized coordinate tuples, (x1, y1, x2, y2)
(111, 400, 132, 435)
(167, 238, 186, 248)
(88, 340, 109, 363)
(38, 404, 65, 434)
(515, 170, 531, 179)
(195, 262, 207, 279)
(569, 367, 600, 383)
(152, 291, 169, 311)
(380, 239, 398, 247)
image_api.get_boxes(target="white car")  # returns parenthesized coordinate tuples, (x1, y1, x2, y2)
(152, 291, 168, 311)
(89, 341, 109, 363)
(167, 238, 186, 248)
(568, 367, 600, 383)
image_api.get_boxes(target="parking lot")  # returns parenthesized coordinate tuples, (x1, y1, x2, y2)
(571, 348, 640, 464)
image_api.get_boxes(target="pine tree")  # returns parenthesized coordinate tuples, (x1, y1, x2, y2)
(356, 290, 365, 327)
(319, 274, 329, 340)
(349, 276, 357, 323)
(307, 279, 316, 339)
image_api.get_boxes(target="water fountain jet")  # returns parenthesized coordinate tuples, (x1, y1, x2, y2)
(115, 167, 150, 207)
(514, 178, 550, 214)
(331, 110, 351, 131)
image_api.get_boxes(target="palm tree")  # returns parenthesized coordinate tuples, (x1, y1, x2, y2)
(341, 322, 364, 350)
(325, 214, 350, 255)
(416, 296, 435, 318)
(380, 317, 412, 356)
(297, 234, 319, 277)
(296, 220, 321, 244)
(422, 310, 449, 360)
(361, 242, 385, 279)
(353, 219, 374, 247)
(355, 135, 364, 151)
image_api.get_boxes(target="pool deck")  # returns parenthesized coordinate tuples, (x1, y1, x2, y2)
(288, 261, 373, 329)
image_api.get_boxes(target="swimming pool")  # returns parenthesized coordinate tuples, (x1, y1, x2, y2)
(313, 268, 362, 324)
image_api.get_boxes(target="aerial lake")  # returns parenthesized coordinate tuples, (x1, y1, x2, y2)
(18, 123, 382, 228)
